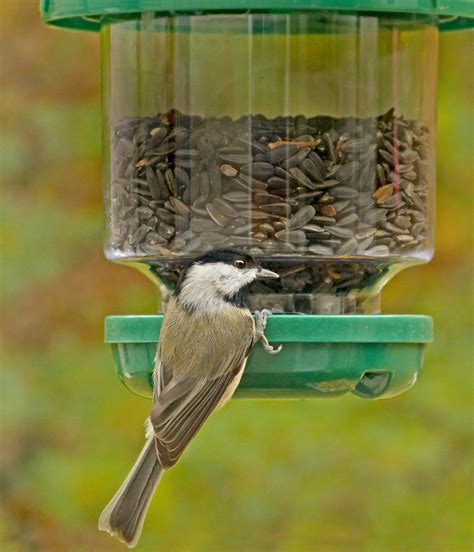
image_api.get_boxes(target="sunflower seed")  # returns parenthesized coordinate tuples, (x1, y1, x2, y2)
(145, 232, 167, 246)
(313, 215, 337, 226)
(303, 224, 325, 234)
(191, 218, 220, 233)
(336, 213, 359, 226)
(210, 198, 237, 218)
(199, 232, 227, 245)
(288, 167, 316, 189)
(357, 235, 375, 251)
(220, 164, 238, 177)
(238, 210, 269, 220)
(280, 147, 311, 169)
(326, 226, 354, 239)
(267, 144, 298, 164)
(275, 230, 306, 244)
(135, 206, 153, 219)
(241, 162, 274, 181)
(309, 244, 333, 255)
(336, 238, 358, 255)
(332, 186, 359, 199)
(373, 184, 394, 204)
(238, 173, 268, 191)
(223, 191, 249, 203)
(365, 245, 390, 255)
(260, 203, 291, 217)
(300, 158, 324, 182)
(169, 197, 190, 217)
(320, 204, 337, 217)
(336, 161, 359, 182)
(206, 203, 229, 226)
(288, 206, 316, 230)
(253, 192, 283, 206)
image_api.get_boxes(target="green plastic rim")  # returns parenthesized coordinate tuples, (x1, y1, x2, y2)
(105, 314, 433, 343)
(105, 314, 433, 400)
(40, 0, 474, 32)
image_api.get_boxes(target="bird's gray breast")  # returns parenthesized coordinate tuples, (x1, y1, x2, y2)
(156, 297, 255, 381)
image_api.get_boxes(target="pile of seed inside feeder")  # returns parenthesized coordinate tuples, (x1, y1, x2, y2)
(148, 256, 392, 313)
(110, 108, 429, 260)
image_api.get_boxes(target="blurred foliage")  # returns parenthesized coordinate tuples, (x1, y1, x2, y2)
(1, 4, 473, 552)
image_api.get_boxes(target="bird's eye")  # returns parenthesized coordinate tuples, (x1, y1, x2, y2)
(234, 259, 246, 269)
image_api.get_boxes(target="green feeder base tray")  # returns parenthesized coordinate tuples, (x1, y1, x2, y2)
(105, 315, 432, 400)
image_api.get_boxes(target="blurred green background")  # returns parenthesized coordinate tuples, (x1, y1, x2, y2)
(1, 4, 472, 551)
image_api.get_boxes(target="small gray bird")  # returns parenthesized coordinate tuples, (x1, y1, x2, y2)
(98, 249, 281, 547)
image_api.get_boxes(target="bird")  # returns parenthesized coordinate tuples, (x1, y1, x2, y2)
(98, 248, 282, 547)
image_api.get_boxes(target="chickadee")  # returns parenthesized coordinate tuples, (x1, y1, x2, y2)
(99, 248, 282, 547)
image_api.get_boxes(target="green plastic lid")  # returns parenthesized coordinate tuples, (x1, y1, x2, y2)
(41, 0, 474, 32)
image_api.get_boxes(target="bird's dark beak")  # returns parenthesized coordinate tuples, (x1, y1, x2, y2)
(256, 267, 279, 279)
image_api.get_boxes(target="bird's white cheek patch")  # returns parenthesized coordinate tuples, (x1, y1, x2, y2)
(248, 268, 259, 282)
(218, 275, 241, 296)
(178, 262, 259, 314)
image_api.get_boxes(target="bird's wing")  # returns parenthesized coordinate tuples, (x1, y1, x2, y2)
(150, 300, 254, 469)
(151, 368, 239, 468)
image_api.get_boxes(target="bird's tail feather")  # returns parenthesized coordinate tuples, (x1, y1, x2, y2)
(98, 436, 163, 548)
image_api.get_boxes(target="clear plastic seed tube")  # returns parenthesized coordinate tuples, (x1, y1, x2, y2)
(102, 12, 437, 313)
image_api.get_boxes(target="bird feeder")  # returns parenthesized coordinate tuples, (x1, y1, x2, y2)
(41, 1, 472, 399)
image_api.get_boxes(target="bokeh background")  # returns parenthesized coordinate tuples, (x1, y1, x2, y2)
(1, 4, 472, 551)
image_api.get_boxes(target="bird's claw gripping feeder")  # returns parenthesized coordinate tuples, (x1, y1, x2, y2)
(41, 1, 473, 399)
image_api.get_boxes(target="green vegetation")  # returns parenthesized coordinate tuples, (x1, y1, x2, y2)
(1, 7, 472, 551)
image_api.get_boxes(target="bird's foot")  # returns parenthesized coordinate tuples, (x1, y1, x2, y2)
(254, 309, 272, 334)
(254, 309, 283, 354)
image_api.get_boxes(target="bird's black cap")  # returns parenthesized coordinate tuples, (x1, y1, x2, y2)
(190, 248, 258, 268)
